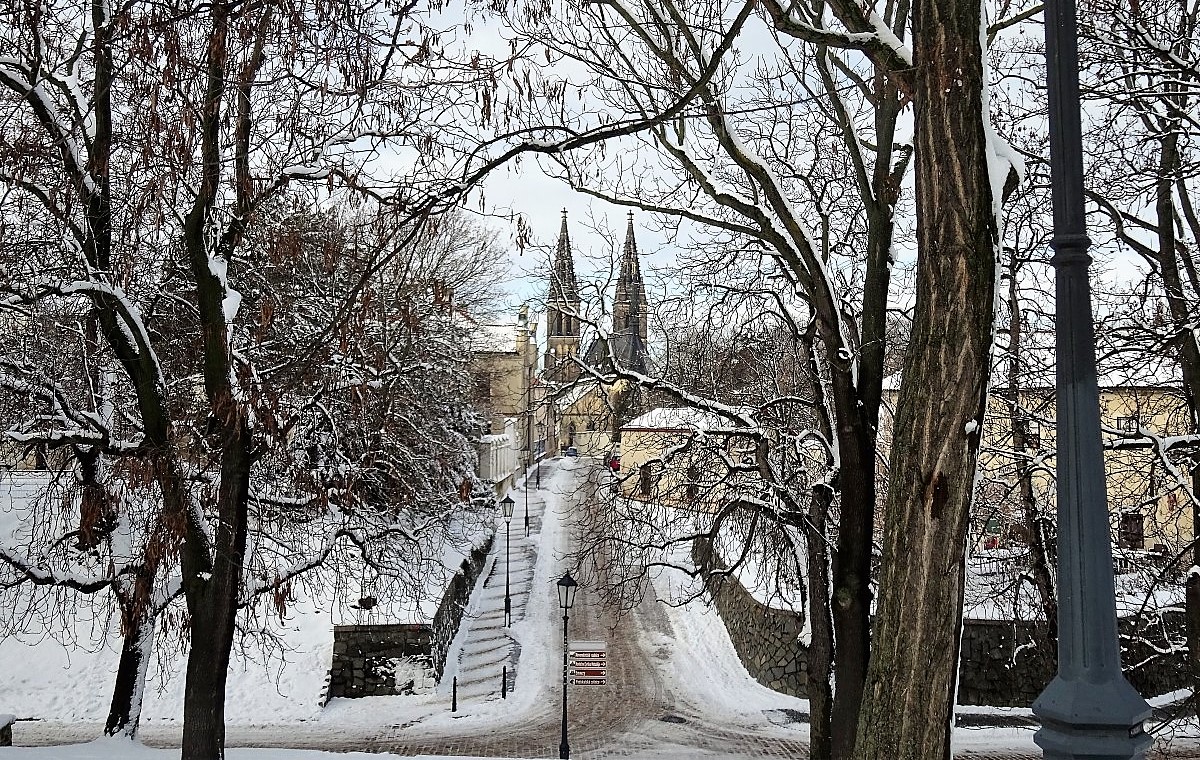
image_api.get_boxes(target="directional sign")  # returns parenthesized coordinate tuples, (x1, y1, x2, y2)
(568, 640, 607, 655)
(568, 640, 608, 685)
(571, 658, 606, 668)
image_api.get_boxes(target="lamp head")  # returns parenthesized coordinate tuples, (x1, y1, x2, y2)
(557, 572, 578, 610)
(500, 495, 515, 519)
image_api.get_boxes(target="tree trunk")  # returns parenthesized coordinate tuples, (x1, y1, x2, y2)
(852, 0, 997, 753)
(827, 407, 875, 760)
(105, 586, 157, 738)
(180, 420, 252, 760)
(805, 483, 835, 760)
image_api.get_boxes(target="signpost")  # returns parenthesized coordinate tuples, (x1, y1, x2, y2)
(568, 640, 607, 686)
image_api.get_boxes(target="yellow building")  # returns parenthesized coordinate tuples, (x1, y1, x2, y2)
(469, 306, 539, 453)
(612, 407, 771, 509)
(970, 382, 1194, 554)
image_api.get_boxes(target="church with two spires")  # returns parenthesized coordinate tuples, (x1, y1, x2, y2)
(539, 210, 653, 457)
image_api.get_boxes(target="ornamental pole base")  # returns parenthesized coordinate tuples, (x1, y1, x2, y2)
(1034, 677, 1152, 760)
(1035, 719, 1150, 760)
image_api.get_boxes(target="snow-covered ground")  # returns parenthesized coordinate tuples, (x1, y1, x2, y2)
(0, 458, 1196, 758)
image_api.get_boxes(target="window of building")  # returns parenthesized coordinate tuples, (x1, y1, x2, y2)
(1115, 416, 1139, 434)
(1023, 419, 1041, 449)
(639, 464, 653, 496)
(1118, 511, 1145, 550)
(686, 465, 700, 501)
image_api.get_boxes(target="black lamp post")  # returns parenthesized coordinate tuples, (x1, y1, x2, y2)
(1032, 0, 1152, 756)
(557, 572, 578, 760)
(524, 459, 531, 538)
(535, 419, 543, 488)
(501, 495, 514, 627)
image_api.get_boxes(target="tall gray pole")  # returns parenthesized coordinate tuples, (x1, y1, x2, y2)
(1031, 0, 1152, 755)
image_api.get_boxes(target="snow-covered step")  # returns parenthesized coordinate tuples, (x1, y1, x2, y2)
(440, 480, 551, 703)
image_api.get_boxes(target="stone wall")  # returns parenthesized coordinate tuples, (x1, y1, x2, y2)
(329, 623, 434, 698)
(958, 613, 1190, 707)
(694, 539, 1189, 706)
(327, 533, 495, 699)
(430, 535, 494, 676)
(693, 540, 810, 696)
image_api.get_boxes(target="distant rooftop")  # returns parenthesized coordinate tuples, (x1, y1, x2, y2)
(622, 406, 744, 432)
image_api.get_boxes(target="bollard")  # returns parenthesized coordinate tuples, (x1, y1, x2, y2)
(452, 677, 457, 712)
(502, 666, 508, 699)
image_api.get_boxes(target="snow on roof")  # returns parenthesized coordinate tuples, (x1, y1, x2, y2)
(470, 320, 521, 354)
(622, 407, 734, 431)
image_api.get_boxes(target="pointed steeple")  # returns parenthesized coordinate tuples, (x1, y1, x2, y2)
(545, 210, 581, 381)
(613, 211, 648, 345)
(550, 209, 579, 305)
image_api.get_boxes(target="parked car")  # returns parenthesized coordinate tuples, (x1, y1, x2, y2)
(565, 446, 578, 457)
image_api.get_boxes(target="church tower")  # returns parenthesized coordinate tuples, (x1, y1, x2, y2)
(611, 212, 649, 372)
(545, 210, 581, 381)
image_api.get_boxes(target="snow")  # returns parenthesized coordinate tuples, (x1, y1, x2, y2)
(622, 406, 750, 431)
(0, 460, 1190, 757)
(0, 741, 437, 760)
(470, 321, 523, 354)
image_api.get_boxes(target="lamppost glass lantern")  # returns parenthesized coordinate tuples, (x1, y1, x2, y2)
(557, 573, 577, 610)
(500, 494, 514, 521)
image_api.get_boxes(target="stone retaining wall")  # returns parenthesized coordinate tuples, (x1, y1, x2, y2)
(693, 539, 1189, 706)
(958, 614, 1189, 707)
(693, 540, 809, 696)
(327, 533, 494, 699)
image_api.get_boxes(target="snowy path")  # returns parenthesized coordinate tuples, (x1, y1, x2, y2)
(7, 458, 1193, 758)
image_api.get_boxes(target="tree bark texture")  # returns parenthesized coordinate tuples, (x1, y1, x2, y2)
(825, 390, 875, 760)
(805, 484, 836, 760)
(180, 423, 252, 760)
(852, 0, 997, 754)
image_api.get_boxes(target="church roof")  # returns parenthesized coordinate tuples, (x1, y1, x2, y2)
(583, 331, 650, 374)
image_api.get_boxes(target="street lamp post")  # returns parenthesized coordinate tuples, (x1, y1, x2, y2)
(557, 573, 578, 760)
(524, 461, 531, 538)
(501, 495, 514, 627)
(1032, 0, 1152, 756)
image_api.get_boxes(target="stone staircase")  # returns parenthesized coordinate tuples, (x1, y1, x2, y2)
(446, 480, 546, 703)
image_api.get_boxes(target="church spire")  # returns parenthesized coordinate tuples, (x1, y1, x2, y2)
(550, 209, 579, 305)
(545, 209, 581, 381)
(614, 211, 648, 345)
